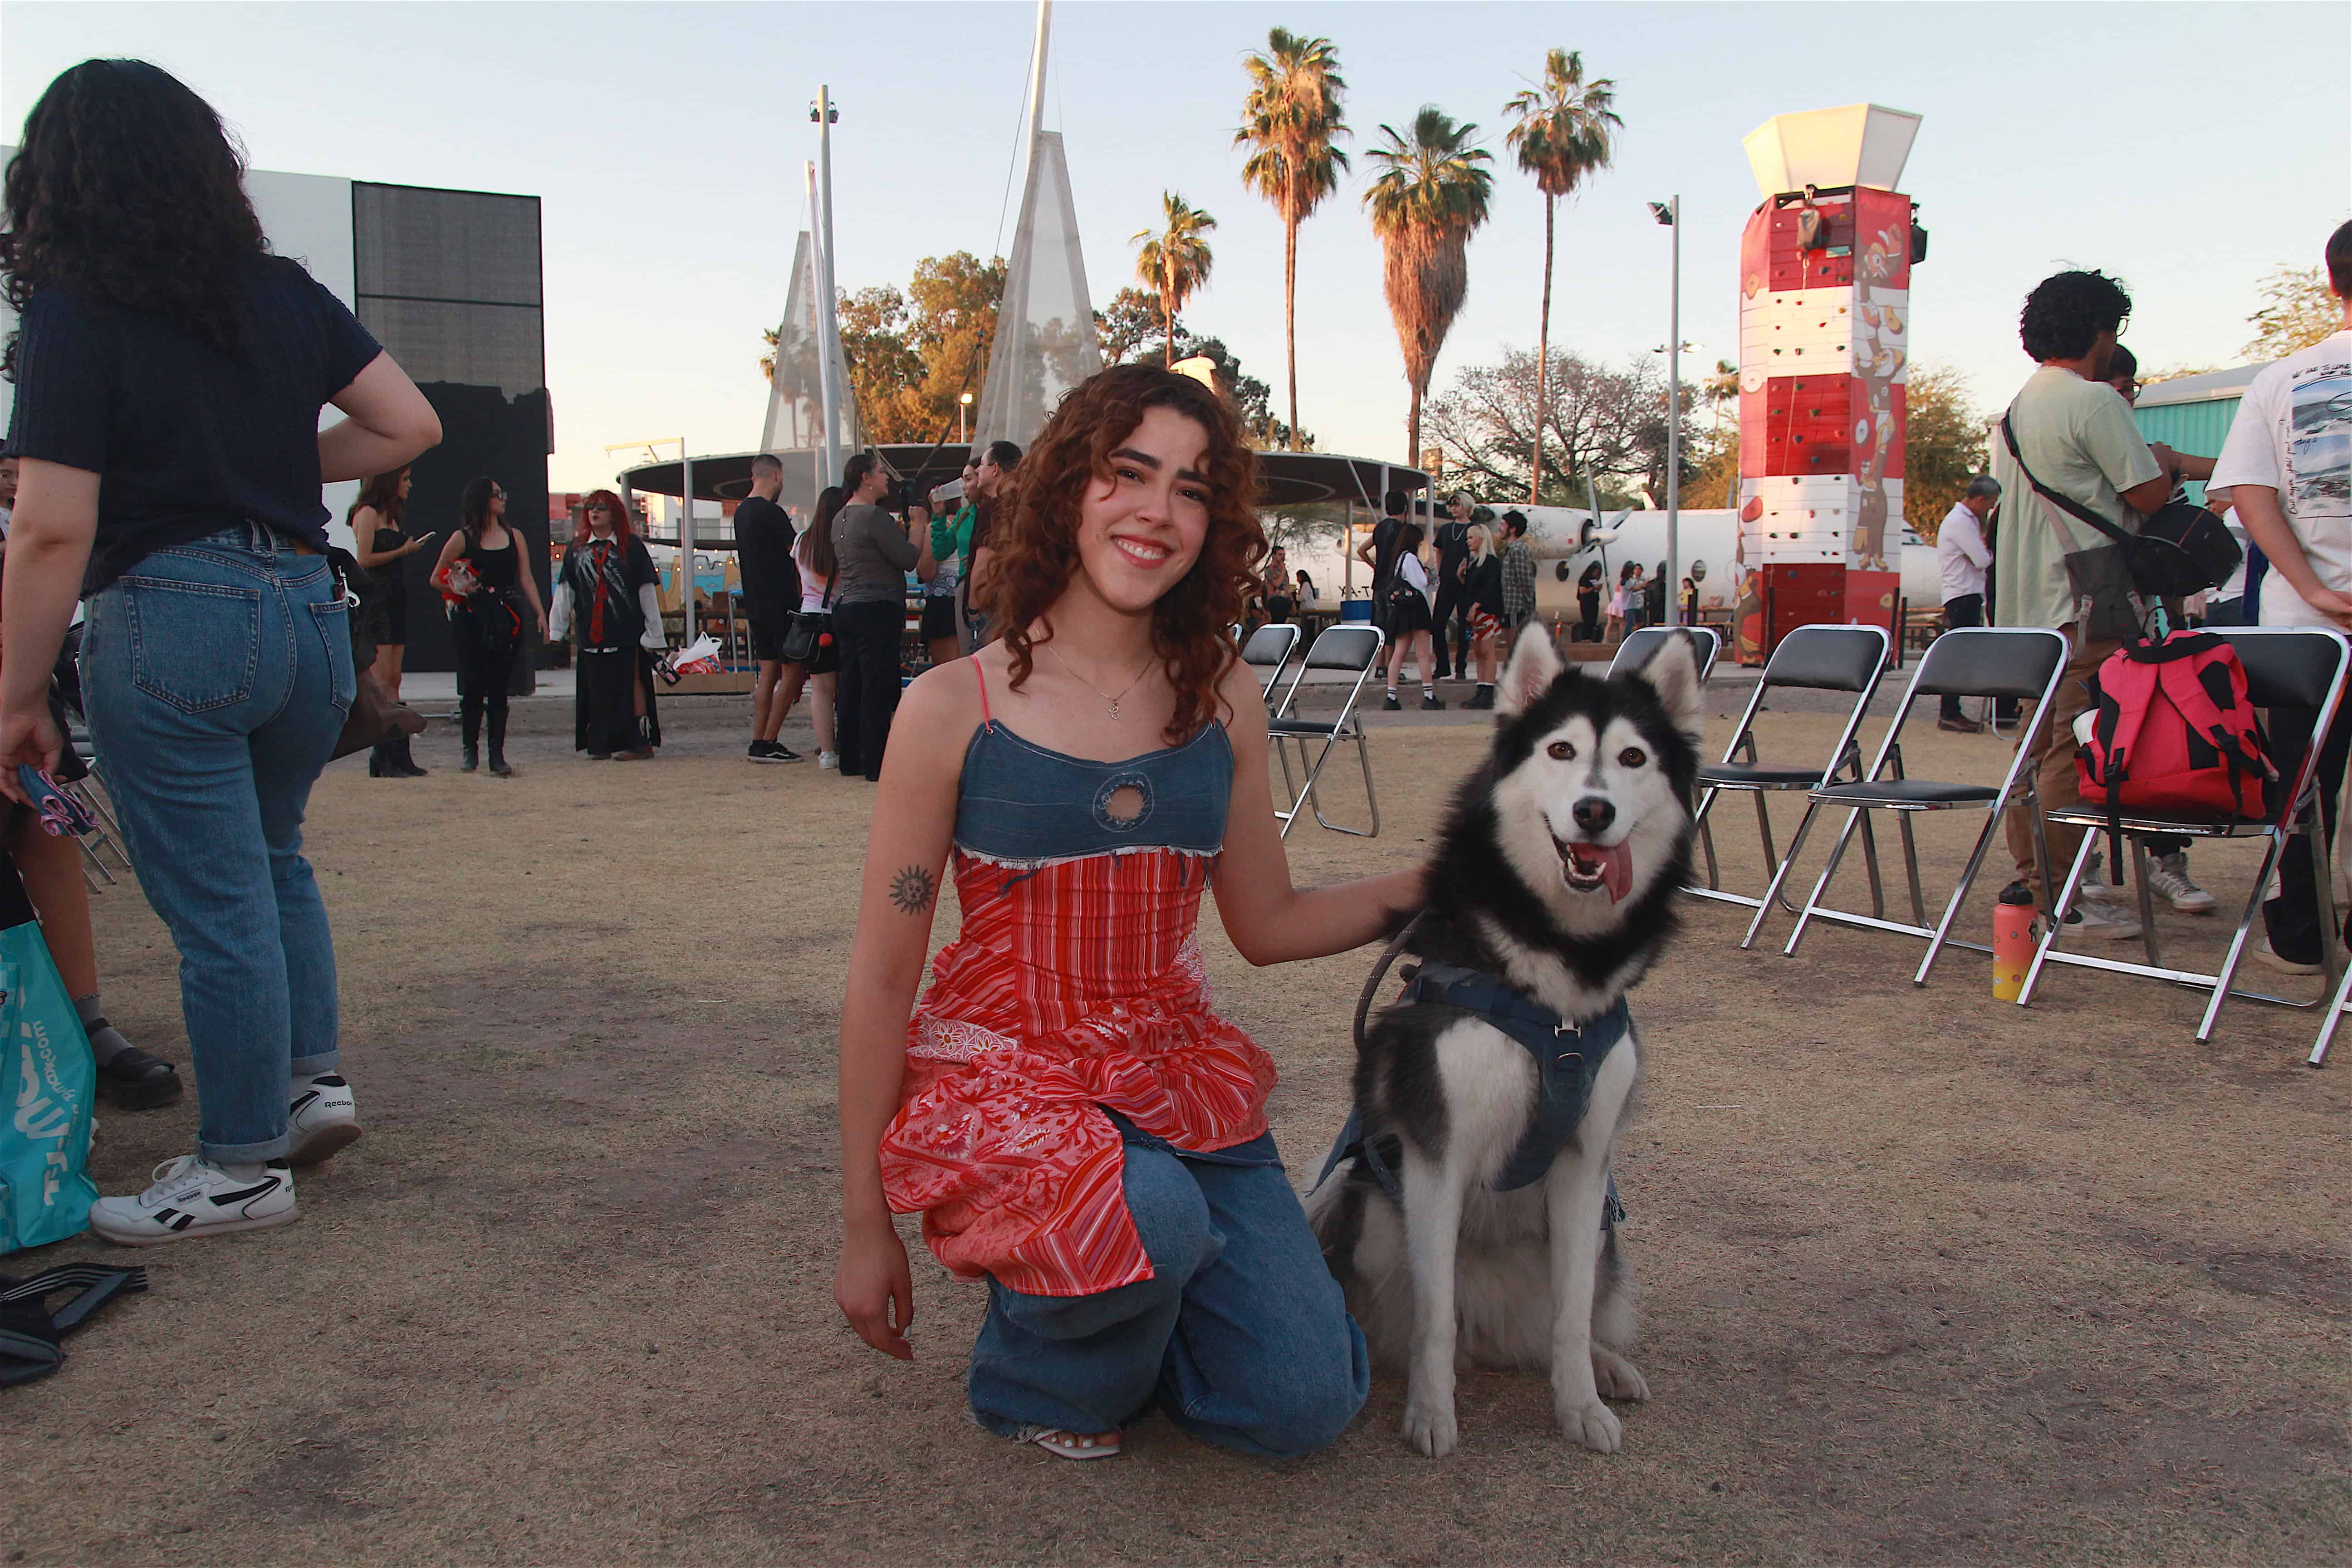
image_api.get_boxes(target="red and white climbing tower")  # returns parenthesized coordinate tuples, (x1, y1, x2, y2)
(1731, 104, 1925, 662)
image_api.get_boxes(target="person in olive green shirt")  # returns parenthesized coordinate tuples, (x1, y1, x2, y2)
(1989, 270, 2179, 936)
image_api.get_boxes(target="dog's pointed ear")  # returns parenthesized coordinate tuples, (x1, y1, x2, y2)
(1641, 632, 1707, 745)
(1498, 626, 1568, 718)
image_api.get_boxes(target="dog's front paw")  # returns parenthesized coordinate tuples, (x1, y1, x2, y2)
(1592, 1346, 1650, 1402)
(1555, 1395, 1623, 1453)
(1401, 1398, 1460, 1457)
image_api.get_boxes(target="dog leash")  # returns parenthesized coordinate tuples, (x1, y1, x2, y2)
(1352, 909, 1426, 1058)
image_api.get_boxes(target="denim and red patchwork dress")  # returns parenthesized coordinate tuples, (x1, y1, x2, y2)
(878, 664, 1270, 1298)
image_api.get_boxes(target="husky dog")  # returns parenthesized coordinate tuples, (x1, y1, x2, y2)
(1306, 629, 1704, 1457)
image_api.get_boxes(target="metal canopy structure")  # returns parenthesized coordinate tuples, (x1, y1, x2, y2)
(622, 448, 1432, 547)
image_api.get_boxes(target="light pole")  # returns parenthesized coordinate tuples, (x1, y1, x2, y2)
(1649, 196, 1681, 626)
(810, 90, 843, 490)
(959, 391, 973, 445)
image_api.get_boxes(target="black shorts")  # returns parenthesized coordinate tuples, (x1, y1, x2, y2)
(749, 618, 786, 662)
(920, 595, 959, 642)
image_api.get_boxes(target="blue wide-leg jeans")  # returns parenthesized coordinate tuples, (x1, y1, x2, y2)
(968, 1128, 1369, 1458)
(80, 524, 353, 1163)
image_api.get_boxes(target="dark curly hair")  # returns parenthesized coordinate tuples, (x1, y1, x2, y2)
(978, 364, 1266, 746)
(1, 60, 267, 380)
(459, 476, 505, 544)
(2019, 269, 2132, 363)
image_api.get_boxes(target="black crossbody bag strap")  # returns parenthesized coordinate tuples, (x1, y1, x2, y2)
(2000, 412, 2139, 552)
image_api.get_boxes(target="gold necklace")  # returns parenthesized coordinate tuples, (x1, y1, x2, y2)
(1044, 641, 1154, 720)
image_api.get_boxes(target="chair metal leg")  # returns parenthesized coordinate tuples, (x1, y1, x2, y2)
(74, 836, 117, 887)
(2310, 954, 2352, 1067)
(1308, 726, 1379, 838)
(2132, 834, 2162, 970)
(1751, 791, 1779, 887)
(2016, 830, 2101, 1007)
(1912, 808, 2009, 987)
(1858, 810, 1886, 921)
(1897, 813, 1926, 928)
(1740, 799, 1823, 951)
(2196, 833, 2285, 1044)
(1783, 808, 1866, 957)
(1695, 786, 1724, 890)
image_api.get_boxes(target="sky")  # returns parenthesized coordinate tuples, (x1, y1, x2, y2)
(4, 1, 2347, 496)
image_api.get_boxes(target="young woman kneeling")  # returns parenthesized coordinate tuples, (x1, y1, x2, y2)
(834, 365, 1423, 1461)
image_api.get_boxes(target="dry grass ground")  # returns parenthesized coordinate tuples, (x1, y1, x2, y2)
(5, 687, 2348, 1567)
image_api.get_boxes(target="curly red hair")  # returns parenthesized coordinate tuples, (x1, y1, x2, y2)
(977, 365, 1265, 746)
(573, 489, 636, 546)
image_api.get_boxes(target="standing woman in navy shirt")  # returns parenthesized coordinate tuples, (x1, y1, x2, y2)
(0, 61, 441, 1245)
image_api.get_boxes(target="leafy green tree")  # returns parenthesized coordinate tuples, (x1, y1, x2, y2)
(1363, 107, 1494, 467)
(1503, 50, 1622, 505)
(1900, 363, 1989, 536)
(1132, 193, 1218, 358)
(1235, 28, 1350, 452)
(2245, 265, 2339, 360)
(764, 252, 1004, 444)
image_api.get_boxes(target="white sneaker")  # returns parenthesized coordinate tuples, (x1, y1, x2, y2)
(2149, 853, 2217, 914)
(818, 750, 840, 771)
(89, 1155, 297, 1246)
(287, 1074, 362, 1166)
(2252, 939, 2322, 976)
(2065, 898, 2144, 941)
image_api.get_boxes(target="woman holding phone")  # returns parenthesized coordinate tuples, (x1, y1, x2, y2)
(348, 465, 434, 776)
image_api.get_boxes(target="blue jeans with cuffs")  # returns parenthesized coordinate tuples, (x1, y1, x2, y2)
(968, 1123, 1370, 1457)
(79, 524, 353, 1163)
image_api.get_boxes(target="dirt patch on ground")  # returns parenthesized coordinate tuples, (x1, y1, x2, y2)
(5, 699, 2348, 1566)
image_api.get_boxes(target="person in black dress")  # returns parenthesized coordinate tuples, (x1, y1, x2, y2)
(1576, 562, 1604, 643)
(431, 476, 547, 776)
(550, 488, 663, 760)
(348, 465, 436, 776)
(1458, 524, 1506, 707)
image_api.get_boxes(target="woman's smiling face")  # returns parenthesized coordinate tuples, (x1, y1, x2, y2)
(1071, 404, 1213, 615)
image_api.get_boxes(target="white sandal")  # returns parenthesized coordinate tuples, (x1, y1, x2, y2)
(1019, 1426, 1122, 1461)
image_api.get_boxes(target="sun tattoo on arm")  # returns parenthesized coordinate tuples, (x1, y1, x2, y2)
(889, 864, 938, 916)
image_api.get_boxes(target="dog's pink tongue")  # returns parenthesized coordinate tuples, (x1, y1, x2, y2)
(1595, 842, 1633, 902)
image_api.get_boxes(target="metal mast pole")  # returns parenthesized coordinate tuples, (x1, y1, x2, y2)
(1025, 1, 1052, 147)
(814, 91, 844, 491)
(1666, 194, 1682, 627)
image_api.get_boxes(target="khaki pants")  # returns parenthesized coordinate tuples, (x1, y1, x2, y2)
(2001, 625, 2121, 905)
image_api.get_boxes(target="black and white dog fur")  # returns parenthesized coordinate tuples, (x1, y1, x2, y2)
(1305, 629, 1704, 1457)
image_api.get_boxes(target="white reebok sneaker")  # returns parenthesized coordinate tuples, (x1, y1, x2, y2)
(89, 1155, 297, 1246)
(2148, 853, 2218, 914)
(287, 1074, 362, 1166)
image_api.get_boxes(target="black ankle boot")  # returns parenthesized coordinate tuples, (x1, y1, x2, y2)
(394, 734, 428, 776)
(368, 739, 392, 777)
(461, 706, 481, 773)
(461, 744, 480, 773)
(488, 710, 512, 777)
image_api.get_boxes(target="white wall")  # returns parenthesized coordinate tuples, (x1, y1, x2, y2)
(0, 152, 363, 546)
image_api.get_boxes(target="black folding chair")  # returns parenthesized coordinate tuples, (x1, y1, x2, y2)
(1240, 623, 1301, 710)
(1608, 624, 1723, 685)
(1676, 625, 1891, 931)
(1268, 624, 1386, 839)
(1779, 627, 2071, 983)
(2014, 627, 2351, 1048)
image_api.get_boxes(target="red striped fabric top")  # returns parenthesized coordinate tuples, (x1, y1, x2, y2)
(878, 843, 1275, 1297)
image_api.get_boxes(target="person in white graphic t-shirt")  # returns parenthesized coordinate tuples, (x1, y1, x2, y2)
(2212, 219, 2352, 973)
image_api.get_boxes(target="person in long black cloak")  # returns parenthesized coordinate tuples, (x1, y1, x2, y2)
(550, 489, 665, 759)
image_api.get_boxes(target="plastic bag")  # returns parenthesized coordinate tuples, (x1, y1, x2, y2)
(0, 855, 96, 1254)
(657, 634, 722, 685)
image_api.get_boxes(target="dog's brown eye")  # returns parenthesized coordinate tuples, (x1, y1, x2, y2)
(1618, 747, 1647, 768)
(1547, 741, 1575, 761)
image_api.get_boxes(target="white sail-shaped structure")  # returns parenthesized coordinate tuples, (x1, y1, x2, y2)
(760, 229, 858, 459)
(974, 7, 1103, 448)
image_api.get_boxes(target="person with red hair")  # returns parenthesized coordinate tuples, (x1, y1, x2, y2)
(549, 490, 664, 759)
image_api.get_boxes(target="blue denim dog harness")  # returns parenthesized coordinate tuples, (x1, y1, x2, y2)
(1317, 960, 1630, 1223)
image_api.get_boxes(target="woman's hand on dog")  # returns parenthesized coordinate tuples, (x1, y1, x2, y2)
(836, 1220, 917, 1360)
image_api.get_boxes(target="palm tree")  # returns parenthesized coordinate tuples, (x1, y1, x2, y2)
(1234, 28, 1350, 452)
(1132, 193, 1217, 360)
(1363, 106, 1493, 468)
(1504, 49, 1621, 504)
